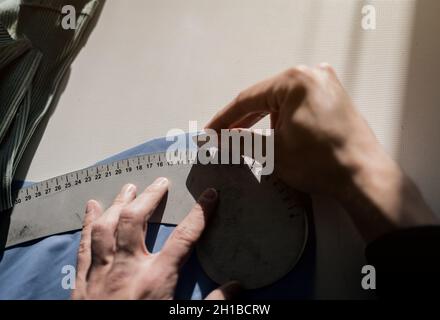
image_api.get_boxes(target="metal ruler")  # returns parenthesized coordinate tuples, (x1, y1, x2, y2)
(5, 150, 309, 253)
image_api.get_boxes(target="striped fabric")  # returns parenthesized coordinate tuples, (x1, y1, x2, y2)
(0, 29, 41, 142)
(0, 23, 31, 71)
(0, 0, 101, 211)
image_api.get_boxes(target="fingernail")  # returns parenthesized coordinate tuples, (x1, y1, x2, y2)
(202, 188, 217, 200)
(123, 184, 136, 195)
(153, 177, 168, 186)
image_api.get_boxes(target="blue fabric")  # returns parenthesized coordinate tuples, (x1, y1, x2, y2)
(0, 135, 315, 299)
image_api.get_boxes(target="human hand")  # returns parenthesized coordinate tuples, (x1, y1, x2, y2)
(206, 64, 438, 241)
(71, 178, 240, 299)
(206, 64, 382, 196)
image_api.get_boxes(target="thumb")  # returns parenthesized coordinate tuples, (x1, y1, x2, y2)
(205, 281, 242, 300)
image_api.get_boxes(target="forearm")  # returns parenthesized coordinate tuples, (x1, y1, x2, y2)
(337, 145, 439, 242)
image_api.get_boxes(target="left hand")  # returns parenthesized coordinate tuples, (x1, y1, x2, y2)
(71, 177, 240, 300)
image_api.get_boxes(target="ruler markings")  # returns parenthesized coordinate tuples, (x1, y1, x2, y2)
(12, 152, 174, 207)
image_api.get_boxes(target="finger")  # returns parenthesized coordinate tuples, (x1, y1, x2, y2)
(90, 183, 136, 267)
(205, 281, 242, 300)
(159, 188, 218, 268)
(229, 111, 269, 129)
(115, 177, 169, 257)
(205, 68, 306, 131)
(73, 200, 103, 297)
(205, 77, 276, 131)
(77, 200, 103, 277)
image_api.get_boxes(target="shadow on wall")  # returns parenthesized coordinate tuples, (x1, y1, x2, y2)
(399, 0, 440, 214)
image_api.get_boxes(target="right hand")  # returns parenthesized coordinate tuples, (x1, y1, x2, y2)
(206, 64, 438, 241)
(206, 64, 384, 198)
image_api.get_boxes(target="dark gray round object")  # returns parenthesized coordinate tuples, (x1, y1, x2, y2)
(194, 164, 309, 289)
